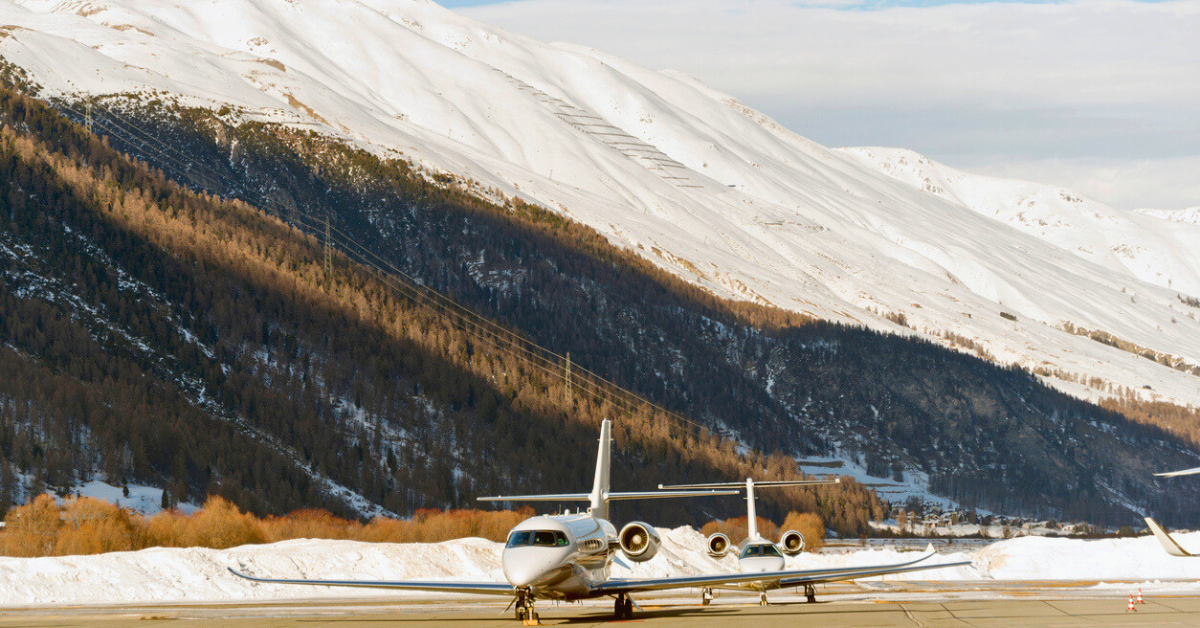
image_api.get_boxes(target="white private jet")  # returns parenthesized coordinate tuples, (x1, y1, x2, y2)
(1145, 466, 1200, 557)
(659, 476, 840, 605)
(230, 419, 968, 622)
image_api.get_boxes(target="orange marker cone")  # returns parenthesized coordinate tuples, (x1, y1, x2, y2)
(1128, 594, 1137, 612)
(1137, 588, 1144, 604)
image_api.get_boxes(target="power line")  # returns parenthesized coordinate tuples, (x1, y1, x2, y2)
(49, 97, 720, 443)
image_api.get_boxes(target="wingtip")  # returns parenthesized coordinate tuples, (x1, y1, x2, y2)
(228, 567, 250, 579)
(1154, 466, 1200, 478)
(1144, 517, 1195, 557)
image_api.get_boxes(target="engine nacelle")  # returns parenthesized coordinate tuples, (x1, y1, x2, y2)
(780, 530, 805, 556)
(618, 522, 662, 563)
(707, 532, 731, 558)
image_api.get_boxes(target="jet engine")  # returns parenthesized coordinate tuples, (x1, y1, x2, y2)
(780, 530, 805, 556)
(706, 532, 731, 558)
(618, 522, 661, 563)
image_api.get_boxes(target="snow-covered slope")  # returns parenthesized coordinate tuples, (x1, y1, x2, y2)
(1137, 207, 1200, 227)
(1, 0, 1197, 409)
(4, 528, 1200, 606)
(54, 480, 199, 515)
(839, 148, 1200, 298)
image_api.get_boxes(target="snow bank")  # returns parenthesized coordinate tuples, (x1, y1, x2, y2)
(969, 534, 1200, 581)
(3, 526, 1199, 607)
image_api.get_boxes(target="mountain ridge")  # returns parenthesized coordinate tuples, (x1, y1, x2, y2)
(1, 0, 1193, 413)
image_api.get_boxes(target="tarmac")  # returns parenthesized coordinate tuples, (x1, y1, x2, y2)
(1, 585, 1198, 628)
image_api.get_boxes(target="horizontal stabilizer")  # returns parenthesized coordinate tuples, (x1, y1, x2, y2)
(1145, 517, 1197, 557)
(659, 479, 838, 490)
(477, 489, 736, 503)
(607, 490, 738, 500)
(477, 493, 591, 502)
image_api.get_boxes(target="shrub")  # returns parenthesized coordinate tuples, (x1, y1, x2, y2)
(0, 493, 532, 556)
(780, 511, 825, 552)
(699, 515, 779, 545)
(3, 494, 62, 557)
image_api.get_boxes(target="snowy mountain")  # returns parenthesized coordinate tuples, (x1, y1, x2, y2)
(0, 0, 1196, 414)
(839, 148, 1200, 298)
(1137, 207, 1200, 227)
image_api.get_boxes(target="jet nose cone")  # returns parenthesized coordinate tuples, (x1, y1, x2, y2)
(504, 561, 540, 588)
(503, 549, 558, 588)
(504, 549, 575, 589)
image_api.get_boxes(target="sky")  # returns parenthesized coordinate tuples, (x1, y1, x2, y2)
(450, 0, 1199, 210)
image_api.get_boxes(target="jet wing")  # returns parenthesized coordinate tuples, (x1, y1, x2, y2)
(227, 568, 514, 595)
(1144, 517, 1197, 557)
(592, 546, 969, 595)
(1155, 467, 1200, 478)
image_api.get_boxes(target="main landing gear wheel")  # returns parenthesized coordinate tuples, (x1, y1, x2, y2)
(614, 593, 634, 620)
(805, 584, 817, 604)
(701, 587, 714, 606)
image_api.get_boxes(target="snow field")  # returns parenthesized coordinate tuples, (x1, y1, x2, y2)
(2, 526, 1199, 606)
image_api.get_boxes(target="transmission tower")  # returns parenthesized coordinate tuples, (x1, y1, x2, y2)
(565, 352, 572, 402)
(324, 214, 333, 290)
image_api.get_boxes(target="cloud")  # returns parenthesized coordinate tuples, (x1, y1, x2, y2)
(971, 156, 1200, 212)
(462, 0, 1200, 209)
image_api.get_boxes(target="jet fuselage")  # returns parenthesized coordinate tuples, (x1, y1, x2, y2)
(502, 513, 618, 600)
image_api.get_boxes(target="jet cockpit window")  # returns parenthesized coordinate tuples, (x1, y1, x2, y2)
(507, 531, 533, 548)
(762, 545, 783, 558)
(532, 531, 570, 547)
(741, 545, 763, 558)
(508, 530, 569, 547)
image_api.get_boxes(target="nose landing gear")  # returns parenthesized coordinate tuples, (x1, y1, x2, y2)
(515, 590, 539, 625)
(613, 593, 634, 620)
(759, 591, 769, 606)
(804, 583, 817, 603)
(701, 587, 714, 606)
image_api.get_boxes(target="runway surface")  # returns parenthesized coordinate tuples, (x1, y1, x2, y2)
(2, 584, 1198, 627)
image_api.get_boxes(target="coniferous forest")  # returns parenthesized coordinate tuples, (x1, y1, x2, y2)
(1, 79, 1199, 529)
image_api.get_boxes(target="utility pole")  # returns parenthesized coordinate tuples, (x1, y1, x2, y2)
(565, 352, 572, 402)
(324, 214, 333, 290)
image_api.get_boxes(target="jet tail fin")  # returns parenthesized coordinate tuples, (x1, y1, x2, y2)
(1145, 517, 1196, 557)
(590, 419, 613, 520)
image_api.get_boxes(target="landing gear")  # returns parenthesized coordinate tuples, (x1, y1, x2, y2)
(805, 584, 817, 604)
(701, 587, 714, 606)
(759, 591, 769, 606)
(515, 591, 539, 624)
(613, 593, 634, 620)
